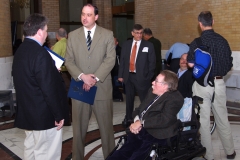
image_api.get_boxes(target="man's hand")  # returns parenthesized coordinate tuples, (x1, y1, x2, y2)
(81, 74, 97, 88)
(83, 83, 91, 91)
(55, 119, 64, 130)
(118, 78, 124, 83)
(130, 120, 142, 134)
(188, 62, 194, 68)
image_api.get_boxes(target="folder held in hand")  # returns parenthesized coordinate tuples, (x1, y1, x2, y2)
(68, 79, 97, 105)
(44, 46, 64, 69)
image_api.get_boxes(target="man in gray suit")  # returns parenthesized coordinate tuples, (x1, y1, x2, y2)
(65, 4, 116, 160)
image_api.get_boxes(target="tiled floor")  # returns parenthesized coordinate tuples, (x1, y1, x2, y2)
(0, 95, 240, 160)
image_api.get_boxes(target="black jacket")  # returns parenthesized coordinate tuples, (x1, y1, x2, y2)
(133, 89, 184, 139)
(12, 38, 68, 130)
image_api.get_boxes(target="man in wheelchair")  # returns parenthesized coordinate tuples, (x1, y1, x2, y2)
(108, 70, 184, 160)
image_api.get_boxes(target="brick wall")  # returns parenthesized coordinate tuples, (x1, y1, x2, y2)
(42, 0, 60, 47)
(135, 0, 240, 51)
(0, 0, 12, 57)
(93, 0, 112, 30)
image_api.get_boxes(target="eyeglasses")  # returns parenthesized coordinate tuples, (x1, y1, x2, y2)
(133, 31, 143, 35)
(154, 79, 166, 85)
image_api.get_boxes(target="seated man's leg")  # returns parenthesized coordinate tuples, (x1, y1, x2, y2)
(109, 128, 169, 160)
(130, 129, 168, 160)
(107, 131, 142, 160)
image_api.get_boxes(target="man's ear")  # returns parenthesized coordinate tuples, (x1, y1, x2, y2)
(95, 14, 99, 21)
(131, 31, 134, 37)
(37, 29, 43, 37)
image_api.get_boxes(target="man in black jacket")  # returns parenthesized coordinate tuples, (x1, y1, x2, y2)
(143, 28, 162, 80)
(177, 53, 194, 98)
(12, 13, 68, 160)
(108, 70, 183, 160)
(118, 24, 156, 127)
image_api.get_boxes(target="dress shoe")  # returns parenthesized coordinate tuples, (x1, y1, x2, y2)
(227, 151, 236, 159)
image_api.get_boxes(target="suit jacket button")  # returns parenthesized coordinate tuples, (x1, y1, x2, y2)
(88, 66, 90, 69)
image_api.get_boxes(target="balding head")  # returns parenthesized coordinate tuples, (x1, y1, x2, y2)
(56, 28, 67, 40)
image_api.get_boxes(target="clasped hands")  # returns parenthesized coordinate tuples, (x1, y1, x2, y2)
(130, 120, 142, 134)
(81, 73, 97, 91)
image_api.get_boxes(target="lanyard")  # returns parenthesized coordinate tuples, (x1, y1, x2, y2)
(140, 96, 160, 119)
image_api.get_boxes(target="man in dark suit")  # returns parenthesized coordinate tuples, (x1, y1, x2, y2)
(111, 37, 123, 102)
(177, 53, 194, 98)
(118, 24, 156, 127)
(108, 70, 184, 160)
(143, 28, 162, 80)
(65, 4, 116, 160)
(12, 13, 68, 160)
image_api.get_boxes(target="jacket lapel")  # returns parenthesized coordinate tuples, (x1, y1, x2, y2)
(77, 27, 89, 53)
(89, 25, 101, 54)
(127, 40, 133, 64)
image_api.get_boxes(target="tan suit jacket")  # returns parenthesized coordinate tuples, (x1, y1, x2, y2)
(64, 24, 116, 159)
(65, 25, 116, 100)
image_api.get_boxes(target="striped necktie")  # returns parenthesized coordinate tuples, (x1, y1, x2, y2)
(86, 31, 91, 51)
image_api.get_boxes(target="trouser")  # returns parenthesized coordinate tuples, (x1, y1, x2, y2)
(107, 128, 173, 160)
(24, 127, 62, 160)
(71, 99, 115, 160)
(192, 79, 234, 159)
(125, 73, 149, 120)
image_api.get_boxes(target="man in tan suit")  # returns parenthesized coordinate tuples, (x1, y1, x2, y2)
(64, 4, 116, 160)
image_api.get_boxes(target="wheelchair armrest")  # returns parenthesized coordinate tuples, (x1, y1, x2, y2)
(192, 95, 203, 102)
(179, 120, 199, 130)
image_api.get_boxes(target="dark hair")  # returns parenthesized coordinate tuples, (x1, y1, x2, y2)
(57, 28, 67, 38)
(132, 24, 143, 31)
(23, 13, 48, 37)
(198, 11, 213, 27)
(83, 3, 98, 15)
(143, 28, 152, 36)
(160, 70, 178, 91)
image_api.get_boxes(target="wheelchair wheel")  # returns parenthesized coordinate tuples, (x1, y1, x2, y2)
(210, 111, 216, 134)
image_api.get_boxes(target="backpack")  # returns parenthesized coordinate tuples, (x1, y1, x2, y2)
(192, 38, 214, 87)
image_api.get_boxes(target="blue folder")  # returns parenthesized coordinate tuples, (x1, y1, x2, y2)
(68, 79, 97, 105)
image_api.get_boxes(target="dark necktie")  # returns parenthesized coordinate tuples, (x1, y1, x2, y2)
(86, 31, 91, 51)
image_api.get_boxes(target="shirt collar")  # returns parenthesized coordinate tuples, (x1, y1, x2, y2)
(25, 37, 42, 46)
(83, 23, 96, 37)
(201, 29, 214, 36)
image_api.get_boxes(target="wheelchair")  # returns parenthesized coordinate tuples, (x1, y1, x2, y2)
(106, 96, 210, 160)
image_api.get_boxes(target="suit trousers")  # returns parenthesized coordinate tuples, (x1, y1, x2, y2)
(192, 80, 234, 159)
(108, 128, 175, 160)
(125, 73, 149, 120)
(24, 127, 62, 160)
(71, 99, 115, 160)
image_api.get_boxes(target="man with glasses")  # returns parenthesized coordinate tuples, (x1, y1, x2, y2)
(108, 70, 184, 160)
(118, 24, 156, 127)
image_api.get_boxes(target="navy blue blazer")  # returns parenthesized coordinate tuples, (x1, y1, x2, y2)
(118, 39, 156, 89)
(12, 38, 68, 130)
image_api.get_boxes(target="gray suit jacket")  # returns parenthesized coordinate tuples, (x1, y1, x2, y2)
(133, 89, 184, 139)
(65, 25, 116, 100)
